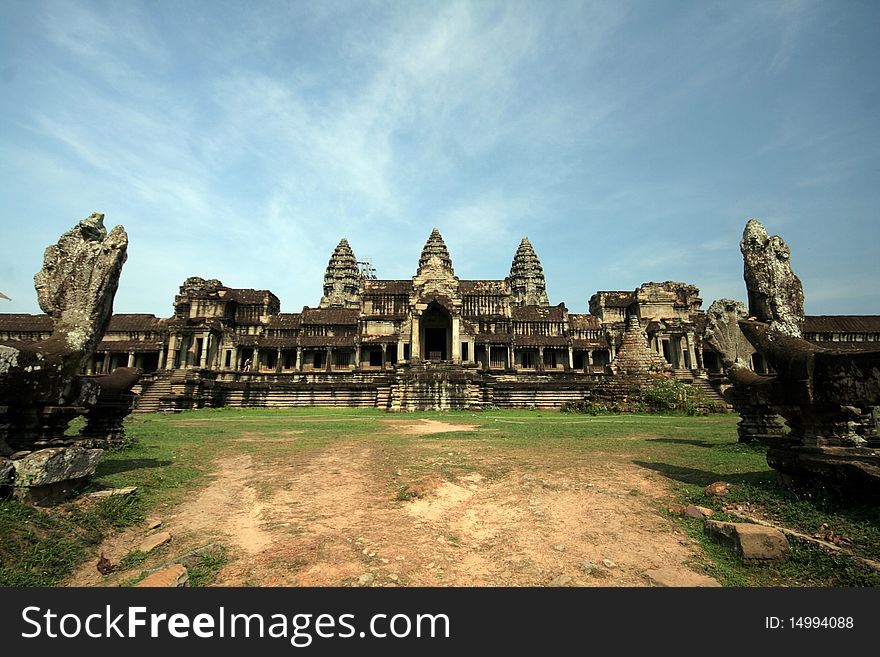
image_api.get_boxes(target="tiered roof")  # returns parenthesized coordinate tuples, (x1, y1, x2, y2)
(418, 228, 454, 273)
(508, 237, 549, 306)
(320, 238, 361, 308)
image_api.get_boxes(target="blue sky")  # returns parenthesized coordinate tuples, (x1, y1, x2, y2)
(1, 0, 878, 317)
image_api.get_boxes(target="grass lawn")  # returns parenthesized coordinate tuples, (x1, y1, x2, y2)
(2, 407, 877, 586)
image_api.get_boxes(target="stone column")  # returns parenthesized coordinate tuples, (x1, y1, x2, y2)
(326, 348, 333, 372)
(410, 311, 421, 363)
(567, 346, 573, 371)
(538, 347, 545, 372)
(451, 315, 461, 364)
(687, 332, 698, 370)
(381, 343, 387, 371)
(486, 345, 492, 370)
(507, 345, 513, 370)
(296, 346, 303, 371)
(127, 351, 135, 368)
(199, 334, 209, 369)
(276, 348, 282, 373)
(253, 348, 261, 372)
(586, 350, 593, 368)
(158, 345, 167, 370)
(165, 334, 177, 370)
(355, 345, 361, 370)
(179, 335, 188, 368)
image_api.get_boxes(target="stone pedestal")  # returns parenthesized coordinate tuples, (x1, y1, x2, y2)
(723, 386, 785, 444)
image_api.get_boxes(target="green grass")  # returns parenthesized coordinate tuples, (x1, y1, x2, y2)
(187, 545, 230, 587)
(672, 511, 880, 587)
(3, 407, 878, 587)
(118, 549, 150, 570)
(0, 493, 146, 586)
(118, 544, 229, 588)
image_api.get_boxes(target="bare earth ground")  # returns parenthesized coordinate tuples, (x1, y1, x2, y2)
(70, 418, 712, 587)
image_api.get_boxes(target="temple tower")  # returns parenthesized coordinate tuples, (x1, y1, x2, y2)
(410, 228, 461, 364)
(417, 228, 454, 274)
(319, 238, 362, 309)
(508, 237, 549, 306)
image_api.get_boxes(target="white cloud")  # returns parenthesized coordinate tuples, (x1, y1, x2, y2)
(2, 0, 876, 316)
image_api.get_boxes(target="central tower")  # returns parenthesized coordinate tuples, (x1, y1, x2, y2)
(409, 228, 462, 364)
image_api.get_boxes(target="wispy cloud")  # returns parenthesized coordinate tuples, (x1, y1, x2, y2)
(1, 0, 877, 316)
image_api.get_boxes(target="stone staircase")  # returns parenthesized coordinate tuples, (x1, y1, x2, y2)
(671, 369, 728, 407)
(133, 374, 173, 413)
(375, 380, 392, 410)
(388, 363, 477, 411)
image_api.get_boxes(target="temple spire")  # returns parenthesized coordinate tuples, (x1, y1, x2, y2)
(417, 228, 454, 274)
(611, 313, 670, 374)
(508, 237, 549, 306)
(319, 238, 362, 308)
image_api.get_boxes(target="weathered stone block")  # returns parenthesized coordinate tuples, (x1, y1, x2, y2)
(685, 504, 714, 518)
(704, 481, 729, 497)
(643, 568, 721, 587)
(705, 520, 790, 563)
(138, 531, 172, 553)
(134, 564, 188, 587)
(11, 447, 103, 487)
(87, 486, 137, 500)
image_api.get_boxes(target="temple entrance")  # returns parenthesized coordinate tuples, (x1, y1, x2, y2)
(421, 302, 451, 362)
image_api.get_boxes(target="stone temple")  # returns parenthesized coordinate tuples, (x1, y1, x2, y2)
(2, 228, 878, 411)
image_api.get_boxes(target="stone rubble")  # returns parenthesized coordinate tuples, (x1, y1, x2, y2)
(704, 520, 790, 563)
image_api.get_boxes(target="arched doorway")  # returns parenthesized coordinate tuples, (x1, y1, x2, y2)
(421, 301, 451, 361)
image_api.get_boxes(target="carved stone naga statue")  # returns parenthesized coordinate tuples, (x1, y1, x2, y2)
(0, 213, 139, 503)
(705, 219, 879, 501)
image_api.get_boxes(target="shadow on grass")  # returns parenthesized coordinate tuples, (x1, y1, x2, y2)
(632, 460, 772, 487)
(646, 438, 715, 449)
(96, 459, 173, 476)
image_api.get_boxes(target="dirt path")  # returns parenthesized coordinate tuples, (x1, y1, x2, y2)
(71, 426, 715, 587)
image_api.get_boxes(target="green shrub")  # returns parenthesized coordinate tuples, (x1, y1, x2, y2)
(561, 379, 722, 416)
(641, 378, 711, 416)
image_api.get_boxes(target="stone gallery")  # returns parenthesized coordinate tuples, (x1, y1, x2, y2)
(2, 225, 878, 413)
(2, 215, 878, 503)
